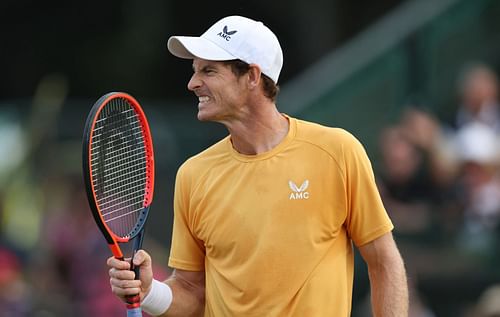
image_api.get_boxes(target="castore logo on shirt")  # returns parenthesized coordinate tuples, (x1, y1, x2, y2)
(288, 180, 310, 200)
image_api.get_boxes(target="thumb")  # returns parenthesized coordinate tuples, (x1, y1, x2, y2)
(132, 250, 154, 294)
(132, 249, 151, 267)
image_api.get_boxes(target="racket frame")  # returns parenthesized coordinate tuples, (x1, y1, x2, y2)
(82, 91, 155, 258)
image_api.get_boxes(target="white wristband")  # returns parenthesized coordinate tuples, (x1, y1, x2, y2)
(141, 279, 173, 316)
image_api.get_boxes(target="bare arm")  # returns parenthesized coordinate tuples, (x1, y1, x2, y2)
(358, 232, 408, 317)
(161, 269, 205, 317)
(107, 250, 205, 317)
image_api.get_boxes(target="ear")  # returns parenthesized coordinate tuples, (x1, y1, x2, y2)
(247, 64, 262, 90)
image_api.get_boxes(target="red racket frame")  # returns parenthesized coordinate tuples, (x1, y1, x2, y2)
(82, 92, 155, 310)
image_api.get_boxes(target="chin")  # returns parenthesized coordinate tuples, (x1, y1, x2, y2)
(197, 111, 212, 122)
(197, 106, 225, 123)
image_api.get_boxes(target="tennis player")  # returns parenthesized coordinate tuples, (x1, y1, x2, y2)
(107, 15, 408, 316)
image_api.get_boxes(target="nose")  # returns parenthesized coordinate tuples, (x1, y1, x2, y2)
(187, 73, 201, 92)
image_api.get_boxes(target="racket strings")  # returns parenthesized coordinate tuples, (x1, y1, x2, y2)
(90, 98, 149, 238)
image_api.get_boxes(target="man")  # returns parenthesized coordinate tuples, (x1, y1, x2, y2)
(108, 15, 408, 316)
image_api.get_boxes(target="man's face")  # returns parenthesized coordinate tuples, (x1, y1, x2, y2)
(188, 58, 249, 123)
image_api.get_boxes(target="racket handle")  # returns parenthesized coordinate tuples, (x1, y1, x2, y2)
(125, 230, 145, 312)
(126, 306, 143, 317)
(130, 249, 141, 279)
(130, 229, 145, 279)
(125, 294, 141, 316)
(130, 227, 144, 280)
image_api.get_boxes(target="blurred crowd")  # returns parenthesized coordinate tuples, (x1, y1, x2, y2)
(0, 75, 171, 316)
(1, 62, 500, 316)
(0, 172, 170, 316)
(372, 62, 500, 317)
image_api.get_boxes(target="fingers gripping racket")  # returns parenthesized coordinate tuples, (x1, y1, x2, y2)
(82, 92, 154, 317)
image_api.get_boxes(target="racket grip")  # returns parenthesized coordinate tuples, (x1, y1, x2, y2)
(130, 249, 141, 280)
(125, 293, 141, 314)
(126, 306, 143, 317)
(130, 228, 145, 280)
(125, 230, 145, 313)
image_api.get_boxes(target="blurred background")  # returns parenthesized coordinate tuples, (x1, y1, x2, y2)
(1, 0, 500, 316)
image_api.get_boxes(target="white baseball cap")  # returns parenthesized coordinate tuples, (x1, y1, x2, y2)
(167, 16, 283, 83)
(455, 121, 500, 164)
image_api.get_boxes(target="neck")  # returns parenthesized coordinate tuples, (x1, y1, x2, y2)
(226, 104, 289, 155)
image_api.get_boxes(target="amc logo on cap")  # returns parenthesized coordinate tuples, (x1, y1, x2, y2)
(217, 26, 237, 41)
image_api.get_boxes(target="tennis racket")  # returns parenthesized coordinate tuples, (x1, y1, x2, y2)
(82, 92, 155, 317)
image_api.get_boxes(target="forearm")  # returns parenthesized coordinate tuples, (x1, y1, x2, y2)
(146, 269, 205, 317)
(160, 278, 205, 317)
(368, 253, 408, 317)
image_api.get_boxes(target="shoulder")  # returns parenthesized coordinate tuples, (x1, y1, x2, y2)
(293, 117, 365, 156)
(177, 136, 230, 181)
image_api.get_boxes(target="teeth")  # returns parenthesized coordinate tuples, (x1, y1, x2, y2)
(198, 96, 210, 103)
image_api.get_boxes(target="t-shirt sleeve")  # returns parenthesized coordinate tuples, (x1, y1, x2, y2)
(168, 165, 206, 271)
(343, 134, 393, 247)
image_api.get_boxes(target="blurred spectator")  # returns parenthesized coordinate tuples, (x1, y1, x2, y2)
(397, 107, 466, 237)
(377, 124, 437, 235)
(453, 65, 500, 246)
(399, 107, 460, 187)
(454, 121, 500, 255)
(376, 105, 462, 238)
(455, 63, 500, 132)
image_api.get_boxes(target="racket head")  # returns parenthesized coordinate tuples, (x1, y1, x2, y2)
(82, 92, 155, 255)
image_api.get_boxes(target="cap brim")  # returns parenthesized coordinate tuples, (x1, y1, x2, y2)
(167, 36, 237, 61)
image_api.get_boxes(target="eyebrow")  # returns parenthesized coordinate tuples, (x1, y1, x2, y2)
(192, 63, 218, 73)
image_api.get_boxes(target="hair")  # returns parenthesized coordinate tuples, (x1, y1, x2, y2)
(223, 60, 280, 102)
(457, 62, 499, 96)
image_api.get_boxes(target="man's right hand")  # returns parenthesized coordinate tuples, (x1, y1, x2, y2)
(107, 249, 154, 302)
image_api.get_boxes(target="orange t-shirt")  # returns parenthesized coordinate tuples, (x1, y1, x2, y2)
(169, 116, 393, 316)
